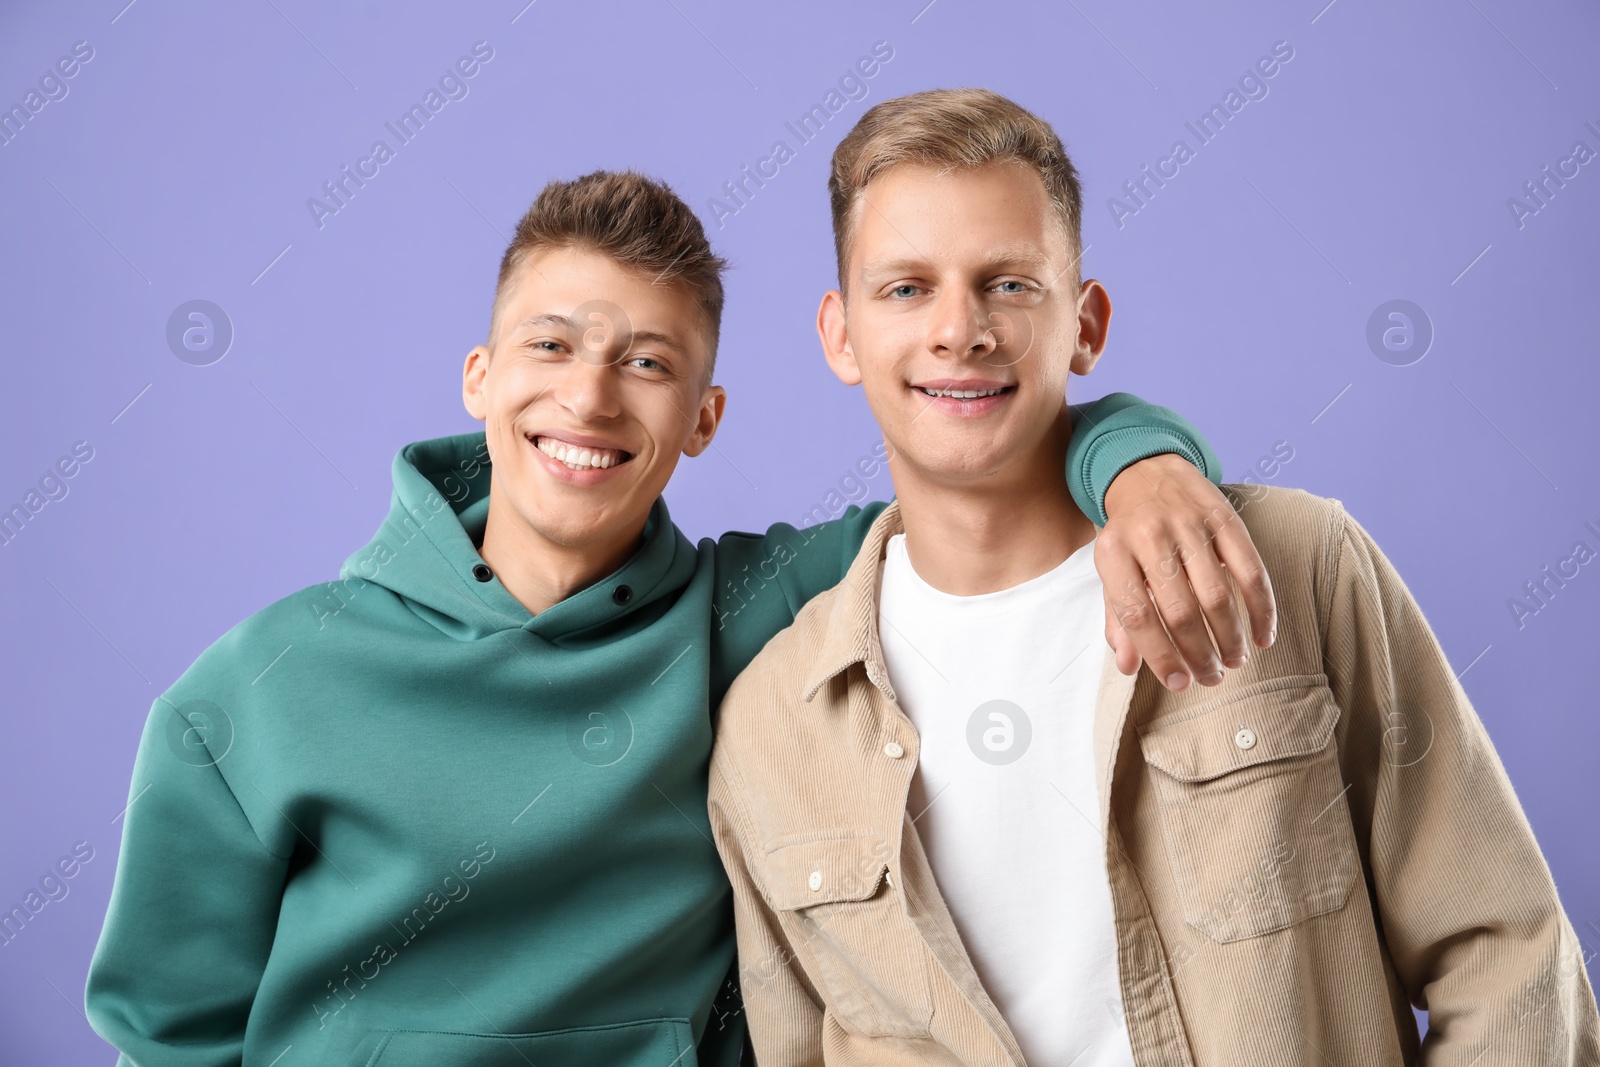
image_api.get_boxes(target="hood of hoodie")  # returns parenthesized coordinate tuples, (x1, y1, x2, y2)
(340, 431, 695, 644)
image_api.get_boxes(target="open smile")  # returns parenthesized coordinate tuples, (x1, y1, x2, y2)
(914, 384, 1015, 399)
(910, 380, 1017, 415)
(525, 432, 635, 473)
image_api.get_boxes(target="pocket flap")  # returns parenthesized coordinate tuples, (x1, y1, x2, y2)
(363, 1017, 695, 1067)
(763, 833, 889, 911)
(1139, 678, 1340, 783)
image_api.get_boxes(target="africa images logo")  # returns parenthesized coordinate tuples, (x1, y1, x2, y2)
(966, 699, 1032, 766)
(567, 706, 634, 767)
(163, 699, 234, 768)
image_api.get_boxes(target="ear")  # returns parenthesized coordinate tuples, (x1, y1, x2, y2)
(462, 344, 493, 420)
(682, 384, 727, 458)
(817, 289, 862, 386)
(1071, 279, 1112, 377)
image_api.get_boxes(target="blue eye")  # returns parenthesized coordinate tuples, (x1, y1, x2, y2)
(995, 281, 1027, 293)
(891, 285, 919, 298)
(630, 356, 663, 371)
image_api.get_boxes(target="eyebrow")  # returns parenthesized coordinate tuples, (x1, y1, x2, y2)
(856, 258, 928, 282)
(515, 313, 576, 332)
(627, 330, 687, 355)
(856, 245, 1057, 283)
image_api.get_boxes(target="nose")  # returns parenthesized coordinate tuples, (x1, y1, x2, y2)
(555, 355, 624, 423)
(927, 288, 997, 361)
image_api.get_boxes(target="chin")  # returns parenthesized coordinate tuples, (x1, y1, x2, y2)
(524, 513, 611, 550)
(904, 447, 1009, 483)
(535, 496, 653, 549)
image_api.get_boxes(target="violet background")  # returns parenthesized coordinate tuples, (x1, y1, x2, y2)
(2, 0, 1597, 1060)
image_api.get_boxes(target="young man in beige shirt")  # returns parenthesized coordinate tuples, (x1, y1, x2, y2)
(707, 89, 1599, 1065)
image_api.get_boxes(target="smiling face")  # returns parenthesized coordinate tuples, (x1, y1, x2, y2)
(818, 161, 1109, 492)
(463, 245, 723, 555)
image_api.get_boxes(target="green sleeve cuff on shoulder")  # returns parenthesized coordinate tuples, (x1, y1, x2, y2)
(1067, 392, 1223, 526)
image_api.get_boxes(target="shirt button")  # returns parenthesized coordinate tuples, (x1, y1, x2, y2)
(883, 741, 905, 759)
(808, 870, 822, 892)
(1234, 727, 1257, 750)
(471, 563, 493, 583)
(612, 584, 633, 605)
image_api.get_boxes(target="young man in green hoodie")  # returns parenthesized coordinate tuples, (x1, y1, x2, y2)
(84, 170, 1271, 1067)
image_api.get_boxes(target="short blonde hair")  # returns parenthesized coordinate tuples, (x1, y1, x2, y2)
(492, 170, 727, 376)
(827, 88, 1083, 290)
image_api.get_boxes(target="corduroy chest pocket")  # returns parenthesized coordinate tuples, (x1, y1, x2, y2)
(761, 833, 933, 1039)
(1138, 676, 1359, 943)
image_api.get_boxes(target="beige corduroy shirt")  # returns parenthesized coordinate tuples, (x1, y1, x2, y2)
(707, 485, 1599, 1066)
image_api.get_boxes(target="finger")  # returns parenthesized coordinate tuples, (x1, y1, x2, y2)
(1176, 533, 1250, 670)
(1097, 538, 1190, 690)
(1142, 537, 1225, 686)
(1104, 604, 1142, 676)
(1211, 510, 1277, 649)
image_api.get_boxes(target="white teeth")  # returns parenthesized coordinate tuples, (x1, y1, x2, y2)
(533, 436, 625, 471)
(920, 386, 1007, 399)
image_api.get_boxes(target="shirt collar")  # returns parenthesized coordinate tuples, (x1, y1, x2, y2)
(797, 496, 1140, 834)
(801, 499, 906, 704)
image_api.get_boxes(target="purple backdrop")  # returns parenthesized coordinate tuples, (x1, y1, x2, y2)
(2, 0, 1597, 1060)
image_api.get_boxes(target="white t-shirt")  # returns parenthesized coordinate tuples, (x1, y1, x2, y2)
(877, 532, 1133, 1067)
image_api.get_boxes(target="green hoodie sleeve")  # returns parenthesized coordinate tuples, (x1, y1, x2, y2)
(85, 697, 288, 1067)
(1066, 390, 1223, 526)
(707, 391, 1220, 699)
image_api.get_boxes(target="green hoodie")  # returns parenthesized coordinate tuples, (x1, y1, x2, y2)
(84, 393, 1219, 1067)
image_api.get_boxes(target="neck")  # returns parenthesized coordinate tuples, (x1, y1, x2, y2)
(890, 408, 1096, 596)
(477, 491, 645, 617)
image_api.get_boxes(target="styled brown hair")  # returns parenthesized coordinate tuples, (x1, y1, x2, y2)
(491, 170, 728, 378)
(827, 88, 1084, 291)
